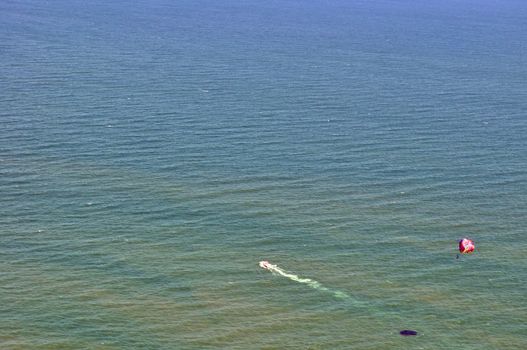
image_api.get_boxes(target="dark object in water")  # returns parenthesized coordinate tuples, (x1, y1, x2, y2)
(400, 330, 418, 336)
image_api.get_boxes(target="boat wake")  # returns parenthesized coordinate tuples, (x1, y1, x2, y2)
(259, 261, 349, 299)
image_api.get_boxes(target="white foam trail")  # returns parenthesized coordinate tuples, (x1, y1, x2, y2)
(260, 261, 349, 299)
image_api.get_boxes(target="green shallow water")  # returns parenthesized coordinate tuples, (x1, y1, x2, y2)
(2, 0, 527, 349)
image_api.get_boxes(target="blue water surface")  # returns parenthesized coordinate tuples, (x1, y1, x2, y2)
(1, 0, 526, 349)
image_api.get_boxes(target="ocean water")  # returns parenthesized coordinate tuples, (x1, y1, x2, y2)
(1, 0, 526, 348)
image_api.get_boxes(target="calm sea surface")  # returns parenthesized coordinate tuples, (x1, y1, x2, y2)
(1, 0, 526, 349)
